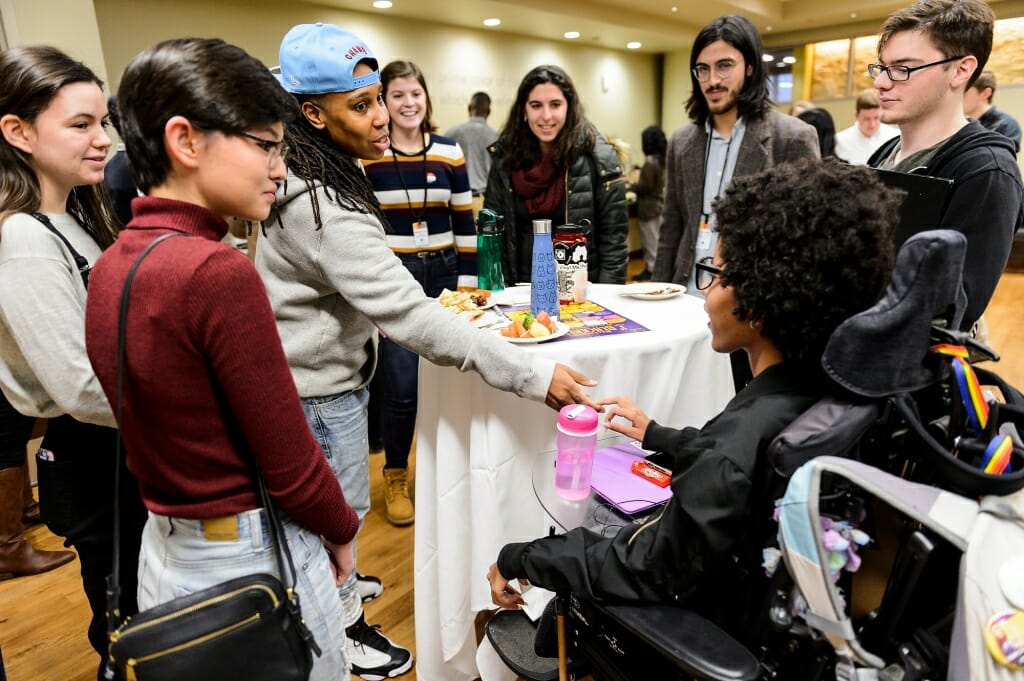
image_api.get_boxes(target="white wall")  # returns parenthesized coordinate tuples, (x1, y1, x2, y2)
(1, 0, 109, 80)
(92, 0, 660, 166)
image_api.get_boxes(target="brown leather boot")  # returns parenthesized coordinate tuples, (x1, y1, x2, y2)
(22, 456, 41, 526)
(0, 466, 75, 579)
(382, 467, 414, 527)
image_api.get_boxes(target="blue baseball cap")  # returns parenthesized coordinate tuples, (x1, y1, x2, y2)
(276, 22, 380, 95)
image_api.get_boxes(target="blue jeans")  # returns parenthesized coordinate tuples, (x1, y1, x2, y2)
(370, 248, 458, 470)
(302, 388, 370, 628)
(137, 509, 349, 681)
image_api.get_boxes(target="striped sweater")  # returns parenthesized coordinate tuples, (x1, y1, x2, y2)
(364, 133, 477, 287)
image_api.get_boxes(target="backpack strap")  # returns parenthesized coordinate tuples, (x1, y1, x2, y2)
(30, 212, 93, 289)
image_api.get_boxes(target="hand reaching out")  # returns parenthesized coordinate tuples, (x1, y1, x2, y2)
(596, 395, 651, 442)
(545, 363, 600, 411)
(487, 562, 525, 609)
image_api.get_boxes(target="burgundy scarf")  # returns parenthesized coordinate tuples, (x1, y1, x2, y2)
(511, 155, 565, 217)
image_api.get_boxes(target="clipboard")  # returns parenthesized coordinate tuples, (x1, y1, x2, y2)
(589, 441, 672, 515)
(873, 168, 954, 247)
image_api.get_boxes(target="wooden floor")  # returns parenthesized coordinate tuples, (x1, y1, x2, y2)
(2, 270, 1023, 681)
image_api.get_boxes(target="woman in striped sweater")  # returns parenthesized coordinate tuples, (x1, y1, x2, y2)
(363, 61, 475, 527)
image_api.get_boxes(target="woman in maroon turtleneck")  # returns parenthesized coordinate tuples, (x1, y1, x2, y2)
(482, 65, 629, 286)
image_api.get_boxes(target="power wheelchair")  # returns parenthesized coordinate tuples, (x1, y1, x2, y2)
(485, 229, 1024, 680)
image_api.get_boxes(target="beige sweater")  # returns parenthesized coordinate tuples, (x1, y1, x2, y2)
(0, 212, 115, 427)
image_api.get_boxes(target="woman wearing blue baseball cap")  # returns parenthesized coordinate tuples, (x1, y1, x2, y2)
(257, 22, 599, 680)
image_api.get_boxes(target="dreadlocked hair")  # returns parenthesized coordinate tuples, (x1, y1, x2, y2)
(268, 114, 390, 232)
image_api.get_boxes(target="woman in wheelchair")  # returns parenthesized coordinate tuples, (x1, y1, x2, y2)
(488, 159, 903, 634)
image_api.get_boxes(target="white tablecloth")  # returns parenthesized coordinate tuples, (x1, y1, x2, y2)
(412, 284, 735, 680)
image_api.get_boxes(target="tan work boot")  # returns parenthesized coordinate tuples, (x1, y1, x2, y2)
(383, 467, 414, 526)
(0, 466, 75, 580)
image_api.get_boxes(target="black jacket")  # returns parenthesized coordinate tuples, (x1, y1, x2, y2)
(868, 121, 1023, 329)
(483, 132, 628, 285)
(497, 363, 819, 619)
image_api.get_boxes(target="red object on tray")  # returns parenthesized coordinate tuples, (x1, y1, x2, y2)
(630, 459, 671, 487)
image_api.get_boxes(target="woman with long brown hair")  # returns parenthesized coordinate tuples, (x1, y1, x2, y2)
(0, 45, 146, 679)
(483, 64, 629, 285)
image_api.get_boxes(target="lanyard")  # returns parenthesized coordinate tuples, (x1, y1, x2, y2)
(699, 131, 734, 228)
(391, 132, 428, 222)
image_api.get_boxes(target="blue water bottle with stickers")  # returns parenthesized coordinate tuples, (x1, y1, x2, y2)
(530, 219, 559, 318)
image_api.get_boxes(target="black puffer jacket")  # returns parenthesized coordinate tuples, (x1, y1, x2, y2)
(483, 131, 628, 284)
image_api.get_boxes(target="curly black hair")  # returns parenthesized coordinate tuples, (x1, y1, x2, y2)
(713, 158, 901, 365)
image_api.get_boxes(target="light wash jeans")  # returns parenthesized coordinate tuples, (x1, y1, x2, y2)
(302, 388, 371, 628)
(137, 509, 349, 681)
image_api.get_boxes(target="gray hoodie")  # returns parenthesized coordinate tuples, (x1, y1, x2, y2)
(256, 171, 555, 401)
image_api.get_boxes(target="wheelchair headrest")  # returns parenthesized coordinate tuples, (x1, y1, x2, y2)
(822, 230, 967, 398)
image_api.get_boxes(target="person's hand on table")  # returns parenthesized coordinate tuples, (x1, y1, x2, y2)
(323, 538, 355, 586)
(545, 363, 599, 411)
(487, 562, 526, 609)
(597, 396, 651, 442)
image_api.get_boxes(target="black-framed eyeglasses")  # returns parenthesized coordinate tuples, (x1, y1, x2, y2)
(237, 131, 289, 166)
(866, 55, 964, 82)
(695, 257, 723, 291)
(692, 59, 738, 82)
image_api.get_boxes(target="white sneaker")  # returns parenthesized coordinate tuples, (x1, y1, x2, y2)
(346, 615, 414, 680)
(356, 572, 383, 603)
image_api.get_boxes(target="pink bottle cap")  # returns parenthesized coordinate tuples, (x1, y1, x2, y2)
(557, 404, 599, 436)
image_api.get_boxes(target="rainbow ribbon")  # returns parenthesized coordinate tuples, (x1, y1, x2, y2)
(982, 434, 1013, 475)
(931, 343, 970, 360)
(934, 344, 990, 435)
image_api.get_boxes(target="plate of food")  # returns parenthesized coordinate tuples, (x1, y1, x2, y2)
(619, 282, 685, 300)
(496, 311, 569, 344)
(438, 288, 495, 323)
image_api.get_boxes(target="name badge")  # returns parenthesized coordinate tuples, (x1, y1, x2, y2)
(412, 220, 429, 247)
(697, 228, 712, 251)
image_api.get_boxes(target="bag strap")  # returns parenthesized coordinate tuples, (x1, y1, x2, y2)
(106, 232, 302, 628)
(30, 212, 93, 289)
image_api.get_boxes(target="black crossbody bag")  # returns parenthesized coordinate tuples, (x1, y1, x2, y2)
(105, 233, 321, 681)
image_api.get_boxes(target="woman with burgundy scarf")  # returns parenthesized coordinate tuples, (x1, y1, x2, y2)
(483, 64, 629, 285)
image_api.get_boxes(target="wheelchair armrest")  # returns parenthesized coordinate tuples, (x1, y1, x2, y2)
(593, 601, 760, 681)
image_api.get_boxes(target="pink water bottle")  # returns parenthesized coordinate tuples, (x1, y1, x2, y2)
(555, 404, 599, 500)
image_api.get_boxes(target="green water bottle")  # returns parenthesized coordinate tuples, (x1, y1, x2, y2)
(476, 209, 506, 292)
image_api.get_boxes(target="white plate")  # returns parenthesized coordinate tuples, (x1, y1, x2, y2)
(619, 282, 685, 300)
(489, 285, 531, 307)
(471, 309, 507, 328)
(497, 320, 570, 344)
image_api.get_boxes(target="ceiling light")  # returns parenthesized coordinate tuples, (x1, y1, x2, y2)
(762, 54, 774, 62)
(564, 31, 580, 39)
(372, 1, 392, 8)
(850, 12, 858, 18)
(776, 62, 786, 68)
(765, 25, 773, 32)
(783, 56, 796, 64)
(483, 18, 501, 27)
(627, 41, 642, 49)
(671, 6, 678, 11)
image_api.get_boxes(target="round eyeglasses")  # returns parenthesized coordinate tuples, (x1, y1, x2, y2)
(692, 59, 738, 83)
(695, 256, 724, 290)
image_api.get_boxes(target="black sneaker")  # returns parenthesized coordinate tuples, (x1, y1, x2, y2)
(346, 615, 414, 680)
(356, 572, 383, 602)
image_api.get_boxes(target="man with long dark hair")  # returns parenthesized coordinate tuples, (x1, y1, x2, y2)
(653, 14, 818, 291)
(652, 14, 819, 390)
